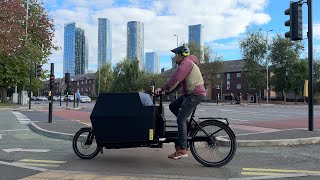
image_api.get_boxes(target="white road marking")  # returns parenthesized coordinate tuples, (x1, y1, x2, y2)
(0, 160, 47, 171)
(0, 134, 3, 139)
(3, 148, 50, 153)
(12, 112, 31, 125)
(217, 109, 291, 117)
(0, 129, 29, 132)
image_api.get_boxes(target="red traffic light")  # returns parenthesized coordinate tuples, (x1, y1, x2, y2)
(50, 75, 55, 80)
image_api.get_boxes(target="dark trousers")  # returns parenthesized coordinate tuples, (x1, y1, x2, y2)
(169, 95, 205, 150)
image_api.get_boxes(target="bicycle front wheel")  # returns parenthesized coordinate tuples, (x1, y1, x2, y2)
(190, 120, 236, 167)
(73, 128, 100, 159)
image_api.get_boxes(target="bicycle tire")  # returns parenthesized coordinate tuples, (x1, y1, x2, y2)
(190, 120, 236, 167)
(73, 128, 100, 159)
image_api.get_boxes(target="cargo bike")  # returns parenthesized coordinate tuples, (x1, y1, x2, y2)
(72, 92, 236, 167)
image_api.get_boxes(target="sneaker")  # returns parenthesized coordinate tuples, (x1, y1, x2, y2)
(168, 149, 188, 160)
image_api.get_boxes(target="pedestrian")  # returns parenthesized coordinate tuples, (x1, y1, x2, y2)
(76, 90, 81, 108)
(230, 93, 234, 104)
(155, 44, 206, 160)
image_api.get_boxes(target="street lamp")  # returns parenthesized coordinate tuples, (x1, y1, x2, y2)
(266, 29, 273, 104)
(95, 64, 101, 95)
(173, 34, 179, 47)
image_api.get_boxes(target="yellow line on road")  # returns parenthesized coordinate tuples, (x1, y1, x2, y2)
(20, 159, 66, 164)
(243, 168, 320, 175)
(242, 172, 289, 176)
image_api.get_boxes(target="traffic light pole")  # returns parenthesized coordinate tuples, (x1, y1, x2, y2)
(49, 63, 54, 123)
(29, 61, 32, 109)
(307, 0, 313, 131)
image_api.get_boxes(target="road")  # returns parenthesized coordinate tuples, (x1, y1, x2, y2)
(1, 102, 320, 179)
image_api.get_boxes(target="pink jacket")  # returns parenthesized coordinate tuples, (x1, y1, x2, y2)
(162, 55, 206, 96)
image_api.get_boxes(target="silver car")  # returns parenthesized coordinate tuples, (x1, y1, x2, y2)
(80, 96, 91, 103)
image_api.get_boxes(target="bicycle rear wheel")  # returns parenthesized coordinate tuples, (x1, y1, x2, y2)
(190, 120, 236, 167)
(73, 128, 100, 159)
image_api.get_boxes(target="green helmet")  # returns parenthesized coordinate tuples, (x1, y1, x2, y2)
(170, 44, 190, 57)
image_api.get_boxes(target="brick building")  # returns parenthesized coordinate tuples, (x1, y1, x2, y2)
(42, 73, 96, 97)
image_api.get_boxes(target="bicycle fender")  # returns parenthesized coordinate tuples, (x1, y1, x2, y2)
(198, 118, 229, 126)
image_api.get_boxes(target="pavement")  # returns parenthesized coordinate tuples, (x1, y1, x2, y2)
(5, 102, 320, 147)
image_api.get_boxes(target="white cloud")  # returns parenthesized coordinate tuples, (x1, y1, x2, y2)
(44, 0, 271, 73)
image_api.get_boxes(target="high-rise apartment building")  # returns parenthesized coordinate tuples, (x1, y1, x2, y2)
(188, 24, 204, 47)
(127, 21, 144, 70)
(145, 52, 159, 74)
(98, 18, 112, 69)
(63, 22, 88, 76)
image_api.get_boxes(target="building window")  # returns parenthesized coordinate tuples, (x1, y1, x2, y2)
(237, 73, 241, 78)
(81, 81, 83, 85)
(237, 84, 241, 89)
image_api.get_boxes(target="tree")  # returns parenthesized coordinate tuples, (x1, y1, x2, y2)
(269, 34, 305, 102)
(95, 63, 113, 94)
(110, 59, 142, 92)
(239, 28, 268, 97)
(0, 0, 57, 103)
(313, 57, 320, 96)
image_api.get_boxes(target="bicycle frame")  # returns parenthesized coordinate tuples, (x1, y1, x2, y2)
(154, 94, 216, 143)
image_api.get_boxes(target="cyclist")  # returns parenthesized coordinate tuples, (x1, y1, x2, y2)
(155, 44, 206, 160)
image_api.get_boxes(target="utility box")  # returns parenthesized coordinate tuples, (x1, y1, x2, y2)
(19, 91, 28, 105)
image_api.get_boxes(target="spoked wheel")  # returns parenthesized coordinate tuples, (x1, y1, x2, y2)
(190, 120, 236, 167)
(73, 128, 100, 159)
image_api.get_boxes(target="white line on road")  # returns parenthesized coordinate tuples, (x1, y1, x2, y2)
(217, 109, 291, 117)
(12, 112, 31, 125)
(0, 134, 3, 139)
(0, 160, 47, 172)
(229, 118, 249, 122)
(3, 148, 50, 153)
(0, 129, 29, 132)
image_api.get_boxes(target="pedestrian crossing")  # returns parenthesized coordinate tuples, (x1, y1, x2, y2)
(16, 159, 66, 168)
(12, 111, 31, 125)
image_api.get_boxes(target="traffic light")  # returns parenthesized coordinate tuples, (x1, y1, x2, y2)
(284, 1, 303, 41)
(49, 74, 55, 90)
(35, 64, 42, 77)
(65, 73, 70, 84)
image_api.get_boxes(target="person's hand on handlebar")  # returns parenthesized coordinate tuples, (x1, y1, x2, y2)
(155, 88, 165, 95)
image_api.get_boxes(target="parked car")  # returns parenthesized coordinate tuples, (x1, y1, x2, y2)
(52, 96, 63, 101)
(80, 96, 91, 103)
(64, 95, 74, 102)
(36, 96, 48, 101)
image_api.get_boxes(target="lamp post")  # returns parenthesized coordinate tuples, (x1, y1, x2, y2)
(95, 64, 101, 95)
(26, 0, 33, 109)
(266, 29, 273, 104)
(173, 34, 179, 47)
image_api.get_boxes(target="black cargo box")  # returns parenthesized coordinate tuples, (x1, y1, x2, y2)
(90, 92, 158, 144)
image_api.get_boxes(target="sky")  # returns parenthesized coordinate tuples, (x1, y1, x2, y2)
(41, 0, 320, 78)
